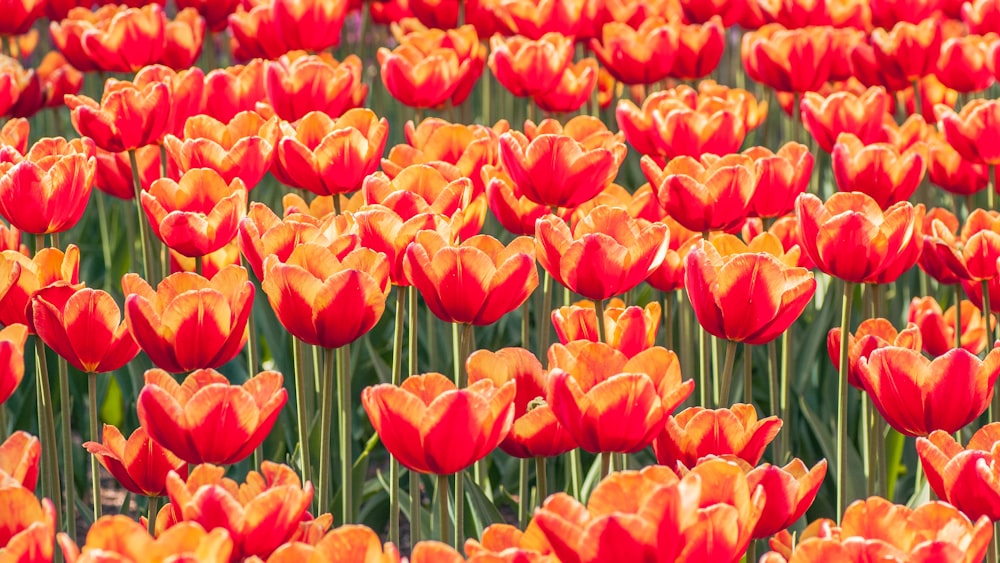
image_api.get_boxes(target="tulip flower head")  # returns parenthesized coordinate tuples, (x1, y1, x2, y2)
(654, 403, 783, 469)
(0, 430, 39, 491)
(83, 425, 186, 498)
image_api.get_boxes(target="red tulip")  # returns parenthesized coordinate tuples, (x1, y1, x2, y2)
(909, 296, 992, 356)
(0, 431, 39, 491)
(264, 53, 367, 122)
(0, 245, 80, 329)
(937, 99, 1000, 166)
(832, 133, 925, 208)
(642, 153, 757, 233)
(918, 423, 1000, 522)
(552, 298, 660, 359)
(654, 404, 783, 469)
(0, 0, 44, 36)
(744, 457, 828, 538)
(533, 58, 598, 114)
(164, 111, 279, 191)
(377, 42, 470, 109)
(272, 0, 348, 53)
(871, 18, 943, 83)
(799, 87, 889, 153)
(59, 518, 232, 563)
(590, 17, 678, 85)
(0, 323, 27, 406)
(77, 4, 167, 73)
(201, 61, 267, 123)
(65, 80, 170, 153)
(745, 142, 813, 219)
(263, 524, 402, 563)
(488, 32, 573, 98)
(0, 485, 55, 562)
(83, 425, 186, 498)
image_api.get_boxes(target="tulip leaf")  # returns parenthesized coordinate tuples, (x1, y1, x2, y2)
(462, 472, 504, 540)
(376, 469, 433, 546)
(884, 429, 905, 501)
(799, 396, 865, 507)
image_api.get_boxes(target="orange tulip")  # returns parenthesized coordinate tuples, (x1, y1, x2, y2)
(927, 208, 1000, 282)
(796, 192, 918, 283)
(0, 56, 39, 120)
(936, 34, 995, 93)
(799, 86, 889, 153)
(653, 404, 783, 469)
(926, 134, 989, 196)
(0, 430, 39, 491)
(672, 17, 726, 80)
(965, 0, 1000, 34)
(828, 318, 923, 389)
(467, 347, 577, 458)
(237, 201, 328, 280)
(590, 17, 678, 85)
(378, 42, 470, 109)
(484, 165, 570, 237)
(272, 0, 348, 53)
(122, 265, 253, 372)
(0, 136, 95, 235)
(164, 111, 279, 192)
(0, 323, 27, 406)
(743, 457, 828, 538)
(361, 372, 515, 474)
(832, 133, 925, 208)
(488, 32, 573, 98)
(36, 52, 83, 112)
(464, 522, 554, 562)
(404, 229, 538, 325)
(176, 0, 241, 31)
(686, 234, 816, 345)
(137, 368, 286, 465)
(228, 1, 293, 61)
(201, 61, 267, 123)
(552, 298, 660, 359)
(128, 65, 206, 140)
(0, 485, 55, 562)
(498, 129, 623, 209)
(31, 285, 138, 374)
(141, 168, 247, 258)
(910, 296, 991, 357)
(272, 109, 388, 198)
(533, 58, 598, 114)
(264, 53, 367, 122)
(391, 23, 486, 106)
(0, 245, 80, 328)
(494, 0, 584, 38)
(744, 25, 833, 93)
(918, 423, 1000, 522)
(65, 80, 170, 153)
(161, 7, 205, 70)
(937, 99, 1000, 166)
(263, 525, 402, 563)
(642, 153, 756, 233)
(60, 517, 232, 563)
(83, 425, 186, 498)
(858, 346, 1000, 436)
(77, 4, 167, 73)
(160, 463, 309, 559)
(745, 142, 813, 219)
(262, 243, 389, 349)
(535, 206, 667, 301)
(871, 18, 943, 83)
(547, 341, 693, 453)
(93, 145, 161, 201)
(0, 118, 28, 154)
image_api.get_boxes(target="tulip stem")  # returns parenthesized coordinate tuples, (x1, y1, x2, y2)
(0, 403, 7, 441)
(89, 373, 102, 522)
(517, 458, 530, 528)
(535, 457, 547, 506)
(128, 148, 156, 283)
(408, 286, 422, 545)
(147, 495, 158, 537)
(781, 332, 792, 458)
(521, 300, 530, 349)
(537, 272, 553, 358)
(195, 255, 203, 277)
(743, 343, 753, 405)
(663, 292, 674, 351)
(955, 284, 963, 351)
(719, 339, 738, 407)
(438, 474, 450, 546)
(34, 333, 62, 540)
(600, 451, 611, 480)
(339, 345, 353, 523)
(292, 338, 312, 491)
(768, 340, 783, 463)
(58, 355, 76, 542)
(594, 299, 607, 343)
(699, 326, 711, 407)
(389, 288, 406, 545)
(245, 264, 263, 470)
(984, 280, 1000, 422)
(990, 165, 996, 211)
(320, 346, 335, 517)
(862, 398, 873, 496)
(95, 191, 114, 291)
(836, 281, 855, 521)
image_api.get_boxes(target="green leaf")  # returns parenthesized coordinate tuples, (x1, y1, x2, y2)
(462, 472, 504, 540)
(799, 395, 865, 507)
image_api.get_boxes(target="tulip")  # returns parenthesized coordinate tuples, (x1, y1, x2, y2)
(0, 118, 28, 154)
(547, 342, 694, 454)
(201, 61, 267, 123)
(228, 2, 292, 61)
(77, 4, 167, 73)
(653, 404, 783, 469)
(827, 318, 923, 389)
(137, 368, 286, 465)
(744, 458, 828, 538)
(799, 87, 889, 153)
(494, 0, 584, 38)
(362, 372, 515, 475)
(141, 168, 248, 258)
(65, 81, 170, 153)
(646, 215, 701, 293)
(464, 522, 554, 561)
(832, 133, 925, 209)
(59, 518, 232, 563)
(403, 230, 538, 326)
(83, 425, 186, 498)
(159, 463, 310, 560)
(93, 145, 161, 200)
(0, 0, 44, 36)
(936, 35, 995, 93)
(858, 347, 1000, 437)
(744, 25, 833, 93)
(237, 201, 327, 280)
(0, 323, 27, 405)
(122, 265, 253, 373)
(917, 423, 1000, 522)
(272, 109, 389, 199)
(264, 53, 367, 122)
(0, 137, 96, 235)
(0, 245, 80, 328)
(672, 18, 725, 80)
(467, 348, 576, 459)
(926, 135, 989, 196)
(745, 143, 813, 219)
(377, 42, 470, 109)
(552, 298, 660, 359)
(533, 59, 598, 115)
(0, 486, 55, 562)
(871, 19, 942, 83)
(909, 296, 991, 356)
(0, 431, 39, 491)
(175, 0, 241, 31)
(535, 206, 667, 301)
(484, 165, 569, 237)
(272, 0, 347, 53)
(642, 153, 757, 233)
(488, 32, 573, 98)
(263, 525, 402, 563)
(938, 99, 1000, 167)
(590, 18, 678, 85)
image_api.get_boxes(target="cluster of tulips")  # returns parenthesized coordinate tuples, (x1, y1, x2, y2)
(7, 0, 1000, 562)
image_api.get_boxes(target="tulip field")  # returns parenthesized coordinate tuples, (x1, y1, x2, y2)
(8, 0, 1000, 561)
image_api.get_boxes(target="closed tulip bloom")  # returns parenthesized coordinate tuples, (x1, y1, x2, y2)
(0, 245, 80, 328)
(467, 348, 576, 458)
(917, 423, 1000, 522)
(362, 372, 515, 474)
(858, 347, 1000, 437)
(404, 230, 537, 325)
(0, 0, 44, 36)
(965, 0, 1000, 34)
(272, 0, 348, 53)
(488, 32, 573, 98)
(799, 87, 889, 153)
(354, 204, 450, 287)
(176, 0, 241, 31)
(745, 458, 828, 539)
(200, 61, 267, 123)
(533, 58, 598, 115)
(142, 168, 247, 258)
(535, 206, 668, 301)
(164, 111, 279, 192)
(547, 342, 694, 453)
(498, 129, 624, 209)
(0, 431, 39, 491)
(391, 24, 486, 106)
(363, 165, 484, 241)
(0, 323, 27, 406)
(926, 135, 989, 196)
(745, 25, 833, 93)
(238, 202, 330, 280)
(264, 53, 367, 122)
(272, 109, 389, 197)
(464, 522, 554, 562)
(0, 136, 96, 235)
(94, 145, 161, 200)
(745, 143, 813, 219)
(228, 2, 293, 61)
(122, 265, 252, 373)
(642, 153, 757, 233)
(378, 42, 470, 109)
(909, 296, 991, 356)
(552, 298, 660, 359)
(161, 7, 205, 71)
(796, 192, 918, 284)
(672, 18, 726, 80)
(590, 18, 678, 85)
(59, 518, 232, 563)
(484, 165, 570, 237)
(828, 318, 923, 389)
(938, 99, 1000, 166)
(161, 463, 310, 560)
(78, 4, 167, 73)
(83, 425, 186, 498)
(0, 486, 55, 562)
(654, 404, 783, 469)
(66, 81, 170, 153)
(125, 65, 205, 140)
(137, 368, 286, 465)
(262, 244, 389, 349)
(0, 118, 28, 154)
(928, 208, 1000, 282)
(31, 285, 138, 374)
(871, 19, 942, 83)
(936, 35, 994, 93)
(494, 0, 584, 38)
(264, 525, 402, 563)
(832, 133, 925, 209)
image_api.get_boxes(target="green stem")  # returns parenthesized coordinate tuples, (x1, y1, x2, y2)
(521, 300, 530, 349)
(537, 272, 553, 358)
(0, 403, 7, 441)
(95, 192, 114, 291)
(836, 281, 855, 521)
(747, 540, 757, 563)
(58, 355, 76, 542)
(719, 340, 738, 407)
(862, 396, 873, 496)
(781, 331, 792, 456)
(955, 283, 963, 351)
(452, 322, 462, 386)
(569, 449, 582, 499)
(985, 280, 1000, 421)
(408, 286, 421, 545)
(768, 341, 782, 462)
(663, 292, 674, 351)
(990, 164, 996, 211)
(594, 299, 607, 343)
(33, 293, 62, 539)
(89, 373, 102, 522)
(292, 338, 312, 489)
(517, 458, 530, 528)
(699, 326, 711, 407)
(535, 457, 547, 506)
(389, 288, 406, 546)
(147, 495, 158, 537)
(128, 149, 156, 282)
(318, 346, 335, 516)
(743, 343, 753, 405)
(338, 345, 353, 523)
(600, 451, 611, 480)
(438, 474, 450, 545)
(195, 255, 203, 277)
(244, 264, 262, 469)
